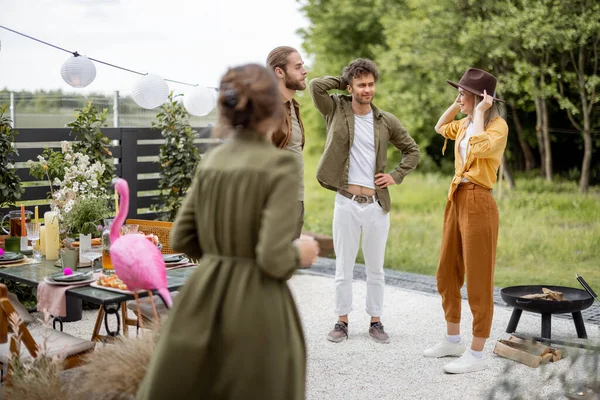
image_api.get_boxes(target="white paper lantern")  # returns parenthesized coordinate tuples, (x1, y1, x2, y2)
(131, 73, 169, 110)
(60, 54, 96, 88)
(183, 86, 216, 116)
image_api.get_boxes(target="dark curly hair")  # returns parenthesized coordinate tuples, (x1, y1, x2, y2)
(341, 58, 379, 86)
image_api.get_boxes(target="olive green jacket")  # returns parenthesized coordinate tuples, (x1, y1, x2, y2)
(308, 76, 420, 212)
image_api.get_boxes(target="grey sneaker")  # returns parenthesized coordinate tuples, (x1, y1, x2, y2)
(369, 322, 390, 344)
(327, 321, 348, 343)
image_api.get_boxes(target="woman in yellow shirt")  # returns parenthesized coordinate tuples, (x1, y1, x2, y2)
(423, 68, 508, 374)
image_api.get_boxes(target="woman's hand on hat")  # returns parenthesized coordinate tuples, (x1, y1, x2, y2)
(475, 89, 494, 113)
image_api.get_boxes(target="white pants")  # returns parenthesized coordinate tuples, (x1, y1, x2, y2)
(333, 192, 390, 317)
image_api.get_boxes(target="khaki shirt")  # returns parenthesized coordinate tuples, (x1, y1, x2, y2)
(271, 99, 305, 149)
(308, 76, 420, 213)
(440, 116, 508, 200)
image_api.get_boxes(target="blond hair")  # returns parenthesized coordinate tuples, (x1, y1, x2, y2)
(463, 94, 504, 129)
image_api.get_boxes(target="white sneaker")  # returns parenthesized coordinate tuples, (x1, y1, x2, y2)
(423, 339, 466, 358)
(443, 351, 486, 374)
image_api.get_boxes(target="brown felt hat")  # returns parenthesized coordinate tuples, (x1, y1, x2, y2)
(447, 68, 504, 103)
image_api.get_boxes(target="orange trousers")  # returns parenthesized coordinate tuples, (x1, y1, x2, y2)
(436, 183, 499, 338)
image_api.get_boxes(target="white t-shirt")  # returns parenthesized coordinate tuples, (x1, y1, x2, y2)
(459, 122, 474, 182)
(348, 111, 376, 189)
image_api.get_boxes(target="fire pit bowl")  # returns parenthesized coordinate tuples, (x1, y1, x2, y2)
(501, 285, 594, 339)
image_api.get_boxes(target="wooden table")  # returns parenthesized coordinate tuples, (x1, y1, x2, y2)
(0, 259, 196, 341)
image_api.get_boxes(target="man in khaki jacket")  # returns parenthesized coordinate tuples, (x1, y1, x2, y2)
(267, 46, 308, 239)
(309, 58, 420, 344)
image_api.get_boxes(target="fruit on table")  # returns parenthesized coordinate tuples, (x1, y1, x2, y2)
(96, 274, 128, 291)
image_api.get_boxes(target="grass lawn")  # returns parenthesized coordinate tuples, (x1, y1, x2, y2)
(302, 151, 600, 292)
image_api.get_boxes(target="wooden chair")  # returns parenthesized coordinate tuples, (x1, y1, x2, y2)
(6, 292, 34, 326)
(125, 219, 174, 254)
(123, 219, 177, 332)
(125, 291, 179, 333)
(0, 284, 96, 381)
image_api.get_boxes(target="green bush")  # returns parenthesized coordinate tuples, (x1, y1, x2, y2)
(0, 105, 24, 207)
(151, 93, 200, 221)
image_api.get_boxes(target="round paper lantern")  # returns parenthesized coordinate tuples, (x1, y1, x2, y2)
(183, 86, 216, 116)
(61, 54, 96, 88)
(131, 73, 169, 110)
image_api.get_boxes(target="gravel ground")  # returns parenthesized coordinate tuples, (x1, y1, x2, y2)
(15, 271, 600, 400)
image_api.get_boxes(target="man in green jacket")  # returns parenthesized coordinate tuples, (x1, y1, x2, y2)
(267, 46, 308, 239)
(309, 58, 420, 344)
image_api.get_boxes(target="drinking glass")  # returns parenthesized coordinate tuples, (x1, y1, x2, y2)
(121, 224, 139, 235)
(81, 245, 103, 271)
(25, 222, 41, 261)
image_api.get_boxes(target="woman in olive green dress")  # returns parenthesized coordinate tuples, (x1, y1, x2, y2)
(137, 64, 320, 400)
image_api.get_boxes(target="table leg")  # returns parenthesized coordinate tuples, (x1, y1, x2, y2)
(506, 308, 523, 333)
(541, 313, 552, 339)
(572, 311, 588, 339)
(91, 306, 105, 342)
(121, 302, 130, 338)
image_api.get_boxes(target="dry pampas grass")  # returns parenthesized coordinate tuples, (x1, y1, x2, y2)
(3, 314, 161, 400)
(4, 311, 67, 400)
(65, 327, 159, 400)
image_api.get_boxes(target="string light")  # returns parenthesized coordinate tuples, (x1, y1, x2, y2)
(0, 25, 199, 87)
(0, 24, 216, 113)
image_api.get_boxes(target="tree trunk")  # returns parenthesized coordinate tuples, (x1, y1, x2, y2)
(579, 128, 592, 193)
(576, 45, 592, 194)
(510, 103, 536, 172)
(534, 96, 546, 177)
(538, 67, 553, 182)
(501, 156, 515, 189)
(541, 97, 552, 181)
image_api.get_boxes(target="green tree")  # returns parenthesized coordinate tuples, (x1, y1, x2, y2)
(0, 105, 24, 207)
(298, 0, 390, 155)
(151, 93, 200, 221)
(550, 0, 600, 193)
(67, 102, 115, 190)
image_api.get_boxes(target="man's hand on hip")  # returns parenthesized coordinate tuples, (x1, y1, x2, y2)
(375, 173, 395, 189)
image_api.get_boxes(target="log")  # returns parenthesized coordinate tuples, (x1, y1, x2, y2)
(493, 335, 566, 368)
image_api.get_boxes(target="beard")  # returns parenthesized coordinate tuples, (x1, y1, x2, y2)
(353, 94, 373, 105)
(284, 73, 306, 91)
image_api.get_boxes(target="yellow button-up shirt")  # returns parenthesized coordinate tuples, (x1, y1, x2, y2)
(441, 116, 508, 200)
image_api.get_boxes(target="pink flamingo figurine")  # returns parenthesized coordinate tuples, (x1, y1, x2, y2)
(110, 178, 173, 327)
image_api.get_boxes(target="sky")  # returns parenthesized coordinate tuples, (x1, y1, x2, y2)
(0, 0, 310, 95)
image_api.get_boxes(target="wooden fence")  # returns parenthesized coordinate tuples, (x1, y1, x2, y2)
(2, 127, 217, 221)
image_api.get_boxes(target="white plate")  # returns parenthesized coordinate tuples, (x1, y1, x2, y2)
(44, 277, 96, 286)
(165, 257, 189, 265)
(90, 281, 144, 295)
(0, 258, 27, 266)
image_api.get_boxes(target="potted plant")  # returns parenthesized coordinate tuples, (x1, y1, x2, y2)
(61, 197, 111, 269)
(29, 140, 111, 240)
(62, 197, 111, 239)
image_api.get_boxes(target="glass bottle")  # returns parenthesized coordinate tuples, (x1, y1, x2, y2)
(102, 218, 115, 275)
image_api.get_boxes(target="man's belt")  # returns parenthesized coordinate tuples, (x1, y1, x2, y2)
(338, 189, 378, 204)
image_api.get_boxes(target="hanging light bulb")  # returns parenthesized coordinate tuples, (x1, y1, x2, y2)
(131, 73, 169, 110)
(60, 53, 96, 88)
(183, 86, 217, 116)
